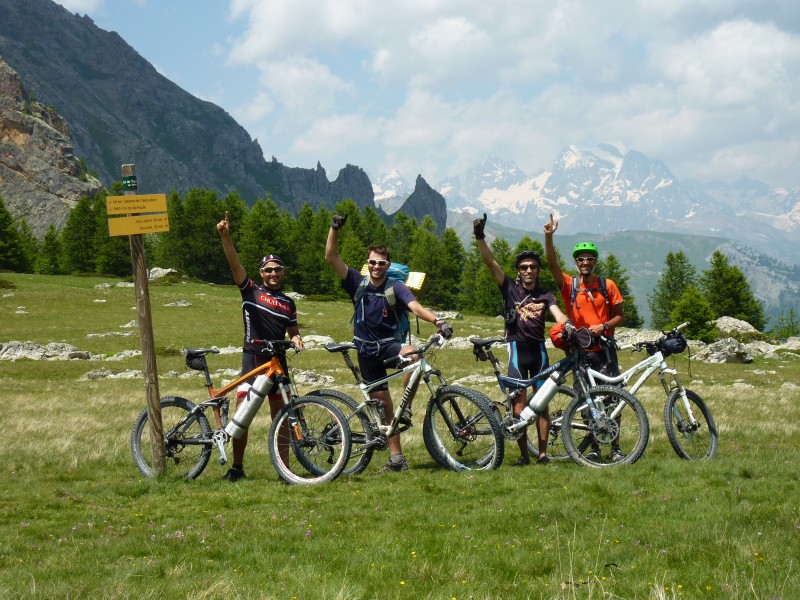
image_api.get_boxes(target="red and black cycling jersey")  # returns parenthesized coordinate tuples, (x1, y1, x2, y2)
(237, 277, 297, 355)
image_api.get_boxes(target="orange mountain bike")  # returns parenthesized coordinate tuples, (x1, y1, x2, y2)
(131, 340, 351, 485)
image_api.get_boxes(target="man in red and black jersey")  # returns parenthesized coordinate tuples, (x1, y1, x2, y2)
(217, 211, 303, 481)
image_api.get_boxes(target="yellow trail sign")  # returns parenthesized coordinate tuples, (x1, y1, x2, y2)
(106, 193, 167, 214)
(108, 213, 170, 236)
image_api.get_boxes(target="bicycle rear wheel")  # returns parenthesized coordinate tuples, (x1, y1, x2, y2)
(307, 388, 375, 475)
(423, 385, 504, 470)
(562, 385, 650, 467)
(665, 388, 718, 459)
(130, 396, 212, 479)
(268, 396, 351, 485)
(526, 385, 575, 460)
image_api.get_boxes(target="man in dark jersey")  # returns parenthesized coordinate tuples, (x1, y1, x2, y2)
(217, 211, 303, 481)
(474, 214, 568, 466)
(325, 214, 452, 473)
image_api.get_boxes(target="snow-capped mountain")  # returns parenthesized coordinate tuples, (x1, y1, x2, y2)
(372, 169, 413, 214)
(435, 144, 800, 267)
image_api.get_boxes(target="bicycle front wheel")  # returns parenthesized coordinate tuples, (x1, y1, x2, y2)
(526, 385, 576, 461)
(268, 396, 351, 485)
(423, 385, 504, 471)
(665, 388, 718, 459)
(130, 396, 212, 479)
(308, 388, 375, 476)
(562, 385, 650, 467)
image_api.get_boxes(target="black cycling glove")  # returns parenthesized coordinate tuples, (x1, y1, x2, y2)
(437, 321, 454, 339)
(331, 214, 348, 230)
(473, 213, 487, 240)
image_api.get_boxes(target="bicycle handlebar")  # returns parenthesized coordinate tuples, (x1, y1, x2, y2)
(383, 334, 444, 366)
(252, 339, 300, 354)
(624, 322, 691, 353)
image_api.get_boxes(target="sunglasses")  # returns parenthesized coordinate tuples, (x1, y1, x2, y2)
(367, 259, 390, 267)
(260, 266, 284, 273)
(575, 257, 596, 264)
(518, 264, 539, 271)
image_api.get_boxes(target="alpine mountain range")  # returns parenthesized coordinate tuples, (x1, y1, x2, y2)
(373, 145, 800, 326)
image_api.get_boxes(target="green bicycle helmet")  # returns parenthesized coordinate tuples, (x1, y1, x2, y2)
(572, 241, 598, 258)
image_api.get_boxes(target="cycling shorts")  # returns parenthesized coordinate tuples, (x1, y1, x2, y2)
(507, 340, 549, 389)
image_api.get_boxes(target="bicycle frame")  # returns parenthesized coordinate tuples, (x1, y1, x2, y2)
(583, 332, 702, 430)
(183, 343, 300, 464)
(471, 336, 629, 434)
(334, 338, 447, 440)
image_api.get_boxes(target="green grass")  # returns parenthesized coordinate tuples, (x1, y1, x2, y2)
(1, 273, 798, 599)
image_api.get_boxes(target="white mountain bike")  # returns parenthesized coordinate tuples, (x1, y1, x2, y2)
(586, 323, 718, 459)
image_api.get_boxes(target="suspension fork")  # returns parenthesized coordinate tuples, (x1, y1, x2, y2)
(665, 371, 698, 425)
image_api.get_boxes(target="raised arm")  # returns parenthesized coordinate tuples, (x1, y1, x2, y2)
(543, 213, 565, 289)
(217, 211, 247, 285)
(473, 213, 505, 285)
(325, 214, 349, 280)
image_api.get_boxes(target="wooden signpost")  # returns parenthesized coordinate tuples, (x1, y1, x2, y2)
(107, 164, 167, 475)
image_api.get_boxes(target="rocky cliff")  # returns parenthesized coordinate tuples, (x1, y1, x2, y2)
(0, 57, 101, 236)
(0, 0, 388, 230)
(392, 175, 447, 234)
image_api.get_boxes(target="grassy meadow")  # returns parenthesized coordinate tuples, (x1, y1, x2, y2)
(1, 272, 798, 599)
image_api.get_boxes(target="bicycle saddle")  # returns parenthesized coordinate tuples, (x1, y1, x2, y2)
(185, 348, 221, 358)
(324, 342, 357, 353)
(469, 337, 505, 348)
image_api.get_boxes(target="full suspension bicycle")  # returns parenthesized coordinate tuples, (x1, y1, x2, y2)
(586, 323, 718, 459)
(469, 336, 576, 460)
(130, 340, 352, 485)
(481, 325, 651, 467)
(308, 334, 505, 474)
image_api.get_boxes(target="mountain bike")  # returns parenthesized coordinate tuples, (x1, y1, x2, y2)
(474, 325, 650, 467)
(585, 323, 718, 459)
(307, 334, 505, 474)
(469, 336, 576, 460)
(130, 340, 351, 485)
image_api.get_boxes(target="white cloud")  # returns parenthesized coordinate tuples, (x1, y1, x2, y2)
(80, 0, 800, 187)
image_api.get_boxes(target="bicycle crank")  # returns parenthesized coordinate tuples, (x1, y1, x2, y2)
(213, 429, 230, 465)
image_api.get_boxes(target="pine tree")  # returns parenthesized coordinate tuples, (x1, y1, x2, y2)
(179, 189, 229, 283)
(388, 212, 417, 265)
(437, 228, 466, 309)
(460, 241, 501, 315)
(16, 219, 38, 273)
(0, 194, 31, 272)
(410, 216, 444, 306)
(238, 197, 285, 280)
(153, 190, 186, 272)
(699, 250, 766, 331)
(670, 286, 716, 343)
(771, 308, 800, 339)
(92, 192, 132, 276)
(602, 253, 643, 328)
(648, 251, 698, 329)
(35, 225, 64, 275)
(61, 195, 96, 273)
(360, 206, 388, 248)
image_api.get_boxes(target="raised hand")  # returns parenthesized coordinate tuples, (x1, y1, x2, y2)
(543, 213, 559, 235)
(217, 211, 231, 235)
(473, 213, 488, 240)
(331, 214, 348, 230)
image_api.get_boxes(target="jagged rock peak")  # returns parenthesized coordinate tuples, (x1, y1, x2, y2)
(393, 175, 447, 233)
(0, 56, 101, 236)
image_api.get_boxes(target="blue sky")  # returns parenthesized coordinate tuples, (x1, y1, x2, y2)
(55, 0, 800, 189)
